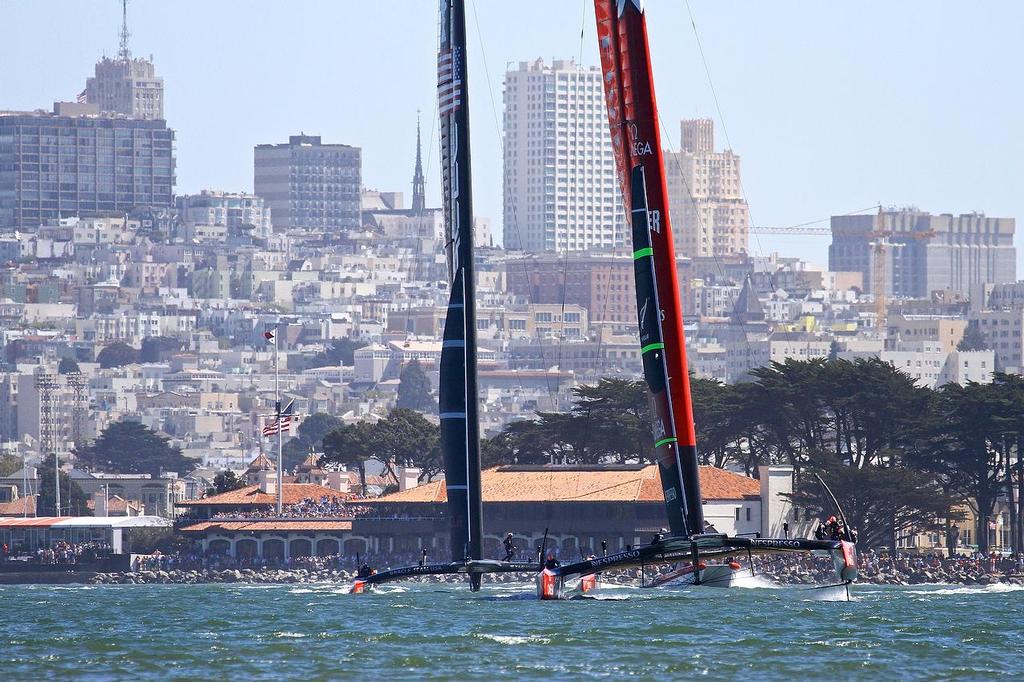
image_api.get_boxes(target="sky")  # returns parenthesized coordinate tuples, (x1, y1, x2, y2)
(2, 0, 1022, 270)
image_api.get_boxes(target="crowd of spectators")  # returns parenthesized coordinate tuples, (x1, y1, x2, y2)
(858, 549, 1024, 576)
(196, 497, 442, 522)
(0, 540, 113, 565)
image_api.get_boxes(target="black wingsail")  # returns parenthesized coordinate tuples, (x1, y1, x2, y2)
(437, 0, 484, 590)
(629, 165, 699, 536)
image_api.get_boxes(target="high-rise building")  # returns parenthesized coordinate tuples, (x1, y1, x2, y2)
(502, 59, 623, 253)
(829, 208, 1016, 298)
(254, 134, 361, 233)
(0, 103, 175, 230)
(665, 119, 749, 258)
(83, 1, 164, 120)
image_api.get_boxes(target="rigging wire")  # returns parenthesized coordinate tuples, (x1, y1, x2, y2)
(681, 0, 771, 264)
(553, 0, 592, 398)
(467, 0, 564, 404)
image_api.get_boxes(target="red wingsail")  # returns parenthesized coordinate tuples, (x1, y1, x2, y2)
(595, 0, 704, 536)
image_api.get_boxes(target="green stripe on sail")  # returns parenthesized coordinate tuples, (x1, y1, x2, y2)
(640, 342, 665, 355)
(654, 436, 678, 448)
(633, 246, 654, 260)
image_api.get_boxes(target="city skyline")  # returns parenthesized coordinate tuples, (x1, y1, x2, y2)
(1, 1, 1021, 270)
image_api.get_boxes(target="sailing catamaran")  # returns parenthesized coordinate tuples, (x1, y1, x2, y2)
(350, 0, 537, 594)
(535, 0, 858, 600)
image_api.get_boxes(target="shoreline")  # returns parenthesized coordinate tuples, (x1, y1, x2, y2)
(0, 564, 1012, 587)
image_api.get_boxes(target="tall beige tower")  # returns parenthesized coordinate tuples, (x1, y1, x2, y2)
(665, 119, 749, 258)
(502, 59, 624, 253)
(83, 1, 163, 120)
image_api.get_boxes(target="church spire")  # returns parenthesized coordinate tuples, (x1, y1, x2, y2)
(411, 111, 426, 214)
(118, 0, 132, 61)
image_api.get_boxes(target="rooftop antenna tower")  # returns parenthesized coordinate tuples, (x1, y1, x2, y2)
(118, 0, 131, 61)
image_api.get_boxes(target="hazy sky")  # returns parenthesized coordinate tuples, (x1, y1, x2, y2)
(2, 1, 1022, 269)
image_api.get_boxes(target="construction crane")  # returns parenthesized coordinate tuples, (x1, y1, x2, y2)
(867, 207, 891, 331)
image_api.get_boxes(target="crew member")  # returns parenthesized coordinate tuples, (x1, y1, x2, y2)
(544, 553, 560, 570)
(418, 549, 427, 567)
(357, 563, 373, 579)
(814, 522, 827, 541)
(503, 533, 516, 561)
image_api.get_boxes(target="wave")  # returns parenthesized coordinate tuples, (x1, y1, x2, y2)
(907, 583, 1024, 596)
(475, 633, 551, 645)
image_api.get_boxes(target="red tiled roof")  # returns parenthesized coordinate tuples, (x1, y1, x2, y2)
(367, 465, 760, 504)
(179, 520, 352, 533)
(177, 483, 349, 507)
(0, 495, 36, 516)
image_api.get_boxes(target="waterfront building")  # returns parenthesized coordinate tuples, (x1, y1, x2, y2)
(829, 208, 1016, 298)
(0, 103, 175, 230)
(254, 134, 361, 233)
(0, 516, 170, 555)
(502, 59, 624, 252)
(351, 464, 796, 560)
(665, 119, 749, 257)
(176, 465, 801, 562)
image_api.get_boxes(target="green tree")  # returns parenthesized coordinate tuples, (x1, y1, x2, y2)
(37, 464, 92, 516)
(396, 359, 434, 412)
(789, 455, 961, 552)
(569, 378, 650, 463)
(96, 342, 140, 369)
(0, 453, 21, 476)
(75, 421, 191, 477)
(482, 420, 551, 467)
(308, 337, 367, 368)
(924, 382, 1011, 554)
(990, 373, 1024, 554)
(371, 408, 439, 479)
(957, 321, 988, 351)
(141, 336, 187, 363)
(57, 357, 80, 374)
(281, 412, 343, 471)
(322, 421, 376, 495)
(211, 470, 246, 495)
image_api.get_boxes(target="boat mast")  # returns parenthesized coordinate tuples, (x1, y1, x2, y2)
(594, 0, 705, 537)
(437, 0, 484, 588)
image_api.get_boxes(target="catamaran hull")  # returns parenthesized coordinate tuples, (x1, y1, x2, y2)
(653, 564, 740, 588)
(536, 569, 599, 600)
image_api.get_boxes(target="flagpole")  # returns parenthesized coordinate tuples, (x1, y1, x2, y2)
(275, 323, 283, 516)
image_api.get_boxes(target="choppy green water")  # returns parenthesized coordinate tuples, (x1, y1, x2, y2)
(1, 581, 1022, 680)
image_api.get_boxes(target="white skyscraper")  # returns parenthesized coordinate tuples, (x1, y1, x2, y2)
(502, 59, 624, 253)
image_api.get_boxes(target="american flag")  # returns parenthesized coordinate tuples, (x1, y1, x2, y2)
(76, 90, 87, 104)
(438, 47, 463, 116)
(262, 399, 295, 437)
